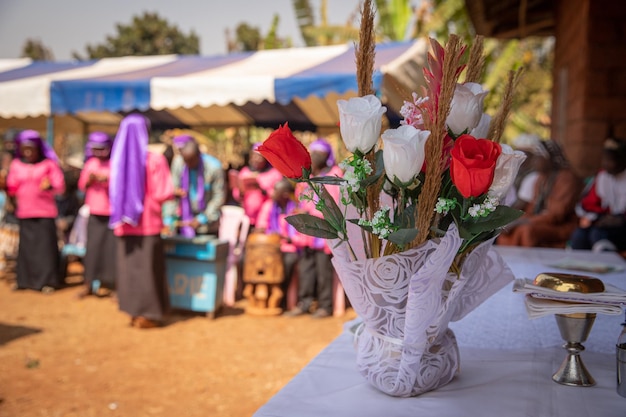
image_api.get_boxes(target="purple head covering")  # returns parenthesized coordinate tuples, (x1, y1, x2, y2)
(173, 134, 194, 150)
(85, 131, 112, 159)
(309, 138, 335, 167)
(177, 136, 206, 238)
(108, 114, 149, 228)
(15, 130, 59, 163)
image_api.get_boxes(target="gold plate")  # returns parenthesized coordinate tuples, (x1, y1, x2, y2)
(533, 272, 605, 293)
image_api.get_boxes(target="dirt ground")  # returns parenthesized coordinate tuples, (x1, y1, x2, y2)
(0, 263, 357, 417)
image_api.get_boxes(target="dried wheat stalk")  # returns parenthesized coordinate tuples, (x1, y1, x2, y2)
(487, 68, 523, 142)
(464, 35, 485, 84)
(413, 35, 464, 247)
(356, 0, 382, 256)
(356, 0, 375, 96)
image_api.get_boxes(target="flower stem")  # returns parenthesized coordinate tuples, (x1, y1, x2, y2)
(360, 225, 371, 259)
(347, 241, 358, 262)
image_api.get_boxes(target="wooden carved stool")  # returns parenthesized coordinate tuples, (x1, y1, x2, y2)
(242, 233, 284, 315)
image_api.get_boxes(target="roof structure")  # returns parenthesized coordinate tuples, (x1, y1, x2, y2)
(465, 0, 556, 38)
(0, 40, 428, 133)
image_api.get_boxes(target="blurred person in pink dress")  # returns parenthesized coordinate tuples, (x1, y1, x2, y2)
(285, 138, 342, 318)
(109, 114, 174, 329)
(255, 178, 300, 310)
(77, 132, 116, 297)
(234, 143, 283, 228)
(6, 130, 65, 293)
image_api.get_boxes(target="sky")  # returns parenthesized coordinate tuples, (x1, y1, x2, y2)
(0, 0, 363, 61)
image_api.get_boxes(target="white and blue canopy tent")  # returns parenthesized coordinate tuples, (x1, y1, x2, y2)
(0, 40, 427, 139)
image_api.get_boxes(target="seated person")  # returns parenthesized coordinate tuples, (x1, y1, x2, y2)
(509, 134, 542, 210)
(255, 178, 300, 309)
(163, 135, 225, 237)
(497, 139, 584, 248)
(570, 137, 626, 252)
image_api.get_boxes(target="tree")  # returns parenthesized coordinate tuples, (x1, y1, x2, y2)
(375, 0, 413, 41)
(73, 12, 199, 60)
(21, 38, 54, 61)
(292, 0, 359, 46)
(262, 14, 292, 50)
(227, 14, 291, 52)
(233, 23, 262, 51)
(293, 0, 317, 46)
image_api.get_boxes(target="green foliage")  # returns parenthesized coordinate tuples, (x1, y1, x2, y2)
(235, 23, 262, 51)
(292, 0, 317, 46)
(375, 0, 413, 41)
(293, 0, 359, 46)
(73, 12, 199, 60)
(264, 14, 292, 50)
(230, 14, 291, 51)
(21, 39, 54, 61)
(423, 0, 476, 43)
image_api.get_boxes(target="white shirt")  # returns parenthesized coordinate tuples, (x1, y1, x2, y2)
(517, 171, 539, 203)
(595, 169, 626, 214)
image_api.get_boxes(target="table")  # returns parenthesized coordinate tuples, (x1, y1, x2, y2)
(450, 246, 625, 354)
(254, 247, 626, 417)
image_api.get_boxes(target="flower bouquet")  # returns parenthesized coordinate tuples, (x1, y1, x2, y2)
(257, 1, 524, 397)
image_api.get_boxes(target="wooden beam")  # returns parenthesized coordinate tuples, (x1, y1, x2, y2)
(493, 17, 555, 38)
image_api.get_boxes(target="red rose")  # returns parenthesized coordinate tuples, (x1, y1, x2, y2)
(257, 123, 312, 179)
(450, 134, 502, 198)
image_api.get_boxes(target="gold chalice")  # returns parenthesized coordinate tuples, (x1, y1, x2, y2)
(533, 273, 605, 387)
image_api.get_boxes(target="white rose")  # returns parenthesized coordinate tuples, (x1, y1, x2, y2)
(337, 95, 387, 153)
(470, 112, 491, 139)
(488, 144, 527, 202)
(446, 82, 489, 136)
(381, 125, 430, 184)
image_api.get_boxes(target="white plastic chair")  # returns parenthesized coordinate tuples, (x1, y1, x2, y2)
(60, 204, 89, 280)
(219, 205, 250, 306)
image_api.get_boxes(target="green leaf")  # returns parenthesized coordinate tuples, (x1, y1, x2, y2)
(394, 204, 416, 229)
(347, 218, 372, 232)
(464, 206, 524, 235)
(386, 228, 419, 246)
(455, 223, 474, 240)
(361, 171, 383, 188)
(317, 185, 345, 233)
(286, 214, 339, 239)
(309, 176, 346, 185)
(434, 212, 454, 237)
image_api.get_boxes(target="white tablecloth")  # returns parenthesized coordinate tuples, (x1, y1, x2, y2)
(254, 247, 626, 417)
(450, 246, 626, 354)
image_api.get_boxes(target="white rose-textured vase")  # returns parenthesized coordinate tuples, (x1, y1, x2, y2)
(331, 225, 514, 397)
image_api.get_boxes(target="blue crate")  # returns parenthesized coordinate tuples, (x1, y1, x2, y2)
(164, 238, 229, 317)
(163, 235, 224, 261)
